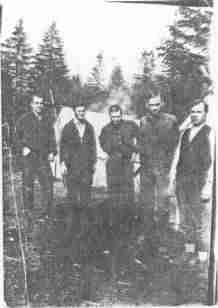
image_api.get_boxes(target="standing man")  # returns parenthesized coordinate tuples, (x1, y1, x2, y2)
(15, 95, 57, 216)
(99, 105, 139, 206)
(137, 91, 179, 225)
(171, 100, 214, 261)
(60, 101, 97, 235)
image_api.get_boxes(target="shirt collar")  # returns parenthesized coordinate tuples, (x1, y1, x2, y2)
(32, 111, 42, 120)
(74, 118, 86, 126)
(190, 122, 206, 130)
(111, 119, 123, 129)
(147, 111, 162, 121)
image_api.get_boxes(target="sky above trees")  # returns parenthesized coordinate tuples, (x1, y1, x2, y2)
(2, 2, 214, 144)
(2, 0, 178, 83)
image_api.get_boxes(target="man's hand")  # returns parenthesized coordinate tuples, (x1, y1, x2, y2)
(48, 153, 55, 162)
(60, 162, 67, 175)
(131, 153, 138, 163)
(200, 185, 211, 203)
(200, 192, 211, 203)
(22, 147, 31, 156)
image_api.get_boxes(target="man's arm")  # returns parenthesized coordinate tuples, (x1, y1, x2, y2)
(119, 119, 145, 156)
(168, 136, 182, 194)
(90, 125, 97, 167)
(200, 128, 215, 201)
(99, 127, 114, 155)
(118, 121, 140, 157)
(134, 119, 153, 157)
(171, 117, 180, 151)
(167, 124, 183, 195)
(14, 116, 30, 156)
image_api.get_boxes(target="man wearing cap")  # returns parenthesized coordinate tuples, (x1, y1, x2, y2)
(15, 95, 57, 216)
(137, 90, 179, 226)
(60, 101, 97, 236)
(169, 100, 214, 262)
(99, 104, 139, 207)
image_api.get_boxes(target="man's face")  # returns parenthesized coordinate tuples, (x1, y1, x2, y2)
(74, 106, 86, 122)
(31, 96, 44, 114)
(147, 95, 162, 115)
(190, 102, 206, 126)
(110, 110, 122, 125)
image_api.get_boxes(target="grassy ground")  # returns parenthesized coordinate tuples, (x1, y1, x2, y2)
(3, 155, 209, 307)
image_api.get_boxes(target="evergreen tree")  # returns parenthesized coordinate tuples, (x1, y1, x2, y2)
(1, 19, 33, 141)
(131, 50, 156, 116)
(31, 22, 70, 108)
(109, 64, 125, 91)
(158, 7, 212, 121)
(2, 19, 33, 95)
(87, 52, 105, 90)
(137, 50, 155, 83)
(69, 74, 83, 107)
(84, 52, 108, 106)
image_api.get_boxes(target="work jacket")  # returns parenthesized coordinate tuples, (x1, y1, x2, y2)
(138, 112, 179, 175)
(60, 119, 97, 179)
(15, 111, 57, 160)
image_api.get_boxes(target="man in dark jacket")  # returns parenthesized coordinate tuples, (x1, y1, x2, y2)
(173, 100, 213, 260)
(60, 102, 97, 209)
(59, 101, 97, 243)
(99, 105, 139, 206)
(15, 95, 57, 216)
(137, 92, 179, 224)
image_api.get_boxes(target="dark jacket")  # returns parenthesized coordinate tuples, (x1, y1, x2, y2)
(60, 119, 97, 178)
(99, 120, 139, 186)
(99, 120, 139, 160)
(177, 124, 212, 189)
(15, 111, 57, 160)
(137, 112, 179, 173)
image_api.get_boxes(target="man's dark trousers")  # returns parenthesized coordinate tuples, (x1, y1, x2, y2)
(62, 169, 94, 242)
(138, 112, 179, 225)
(60, 119, 97, 240)
(22, 152, 53, 212)
(66, 170, 92, 209)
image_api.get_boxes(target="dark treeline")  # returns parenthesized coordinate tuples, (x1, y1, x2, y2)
(1, 7, 212, 144)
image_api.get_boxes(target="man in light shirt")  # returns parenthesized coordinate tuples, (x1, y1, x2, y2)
(60, 101, 97, 207)
(60, 101, 97, 240)
(169, 99, 214, 262)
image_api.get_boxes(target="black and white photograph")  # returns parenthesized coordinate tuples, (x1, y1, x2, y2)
(1, 0, 217, 306)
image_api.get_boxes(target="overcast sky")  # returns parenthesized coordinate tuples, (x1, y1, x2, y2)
(1, 0, 178, 83)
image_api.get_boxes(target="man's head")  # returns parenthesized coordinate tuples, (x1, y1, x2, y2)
(73, 102, 86, 122)
(109, 104, 123, 126)
(190, 100, 208, 126)
(31, 95, 44, 114)
(146, 94, 162, 116)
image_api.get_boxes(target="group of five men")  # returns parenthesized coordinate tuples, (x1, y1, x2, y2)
(15, 90, 213, 260)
